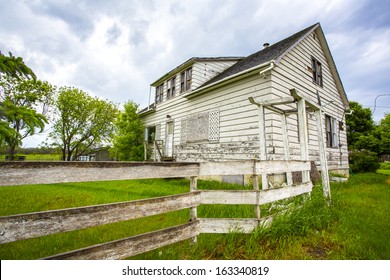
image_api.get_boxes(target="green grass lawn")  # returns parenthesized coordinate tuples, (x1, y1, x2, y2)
(0, 173, 389, 260)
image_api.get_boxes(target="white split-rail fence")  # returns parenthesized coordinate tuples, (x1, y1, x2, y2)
(0, 160, 314, 259)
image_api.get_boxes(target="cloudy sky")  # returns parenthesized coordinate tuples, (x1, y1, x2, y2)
(1, 0, 389, 147)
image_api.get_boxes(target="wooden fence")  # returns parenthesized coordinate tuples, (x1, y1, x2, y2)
(0, 160, 313, 259)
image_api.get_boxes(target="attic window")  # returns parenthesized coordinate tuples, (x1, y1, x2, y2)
(311, 57, 323, 87)
(167, 77, 175, 99)
(180, 68, 192, 93)
(155, 84, 164, 104)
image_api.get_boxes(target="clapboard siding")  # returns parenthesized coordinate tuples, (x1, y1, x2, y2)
(272, 31, 348, 170)
(141, 27, 348, 172)
(192, 61, 238, 89)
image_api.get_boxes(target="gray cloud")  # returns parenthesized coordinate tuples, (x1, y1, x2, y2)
(1, 0, 389, 147)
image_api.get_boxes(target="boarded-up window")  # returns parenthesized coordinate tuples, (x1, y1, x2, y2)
(187, 112, 209, 142)
(181, 110, 219, 143)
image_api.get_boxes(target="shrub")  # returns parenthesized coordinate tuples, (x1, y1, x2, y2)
(349, 150, 380, 173)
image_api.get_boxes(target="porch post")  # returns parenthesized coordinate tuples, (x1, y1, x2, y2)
(297, 98, 310, 182)
(315, 109, 331, 200)
(258, 105, 269, 189)
(281, 113, 293, 186)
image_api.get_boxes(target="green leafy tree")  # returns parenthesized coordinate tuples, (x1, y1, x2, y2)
(112, 101, 144, 161)
(0, 51, 36, 80)
(49, 87, 118, 161)
(0, 75, 54, 159)
(376, 113, 390, 155)
(346, 101, 375, 149)
(1, 51, 39, 154)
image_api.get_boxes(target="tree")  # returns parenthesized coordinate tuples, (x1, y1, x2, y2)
(1, 51, 39, 154)
(376, 113, 390, 155)
(49, 87, 118, 161)
(346, 101, 375, 149)
(0, 76, 54, 159)
(0, 51, 36, 80)
(112, 101, 144, 161)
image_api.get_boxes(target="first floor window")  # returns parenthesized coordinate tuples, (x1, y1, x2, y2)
(325, 115, 338, 148)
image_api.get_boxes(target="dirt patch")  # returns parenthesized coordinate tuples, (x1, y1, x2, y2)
(304, 245, 327, 259)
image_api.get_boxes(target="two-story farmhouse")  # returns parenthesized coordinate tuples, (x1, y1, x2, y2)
(139, 23, 349, 183)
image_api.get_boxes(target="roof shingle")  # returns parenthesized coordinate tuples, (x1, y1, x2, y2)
(199, 23, 319, 88)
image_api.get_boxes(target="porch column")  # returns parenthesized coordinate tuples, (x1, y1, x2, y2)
(297, 98, 310, 182)
(315, 109, 331, 200)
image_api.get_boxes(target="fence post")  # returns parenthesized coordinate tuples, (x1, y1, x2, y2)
(190, 176, 198, 243)
(252, 160, 261, 224)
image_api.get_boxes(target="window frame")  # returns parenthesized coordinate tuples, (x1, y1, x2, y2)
(325, 115, 338, 148)
(180, 67, 192, 93)
(167, 76, 176, 99)
(311, 57, 323, 87)
(155, 83, 164, 104)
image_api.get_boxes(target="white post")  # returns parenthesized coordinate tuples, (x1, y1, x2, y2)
(190, 176, 198, 243)
(258, 105, 269, 189)
(297, 98, 310, 182)
(281, 113, 293, 186)
(315, 110, 331, 200)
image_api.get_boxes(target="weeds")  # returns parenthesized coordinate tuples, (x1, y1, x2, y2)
(1, 174, 389, 259)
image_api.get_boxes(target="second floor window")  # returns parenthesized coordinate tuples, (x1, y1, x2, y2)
(155, 84, 164, 104)
(180, 68, 192, 93)
(167, 77, 175, 99)
(311, 57, 323, 87)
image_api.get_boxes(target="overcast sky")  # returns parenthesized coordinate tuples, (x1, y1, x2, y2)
(1, 0, 389, 147)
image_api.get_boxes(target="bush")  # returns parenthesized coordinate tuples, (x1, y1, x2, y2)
(380, 162, 390, 170)
(349, 150, 380, 173)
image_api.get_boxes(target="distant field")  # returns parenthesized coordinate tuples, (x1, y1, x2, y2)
(0, 173, 389, 260)
(0, 153, 61, 161)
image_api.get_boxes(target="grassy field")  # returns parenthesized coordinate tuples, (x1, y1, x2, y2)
(0, 153, 61, 161)
(0, 173, 389, 259)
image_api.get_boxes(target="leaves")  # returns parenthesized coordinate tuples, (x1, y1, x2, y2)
(49, 87, 118, 161)
(0, 51, 36, 80)
(112, 101, 144, 161)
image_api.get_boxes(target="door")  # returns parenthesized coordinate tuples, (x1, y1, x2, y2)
(165, 121, 174, 157)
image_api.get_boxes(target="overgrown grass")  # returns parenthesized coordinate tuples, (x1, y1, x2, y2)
(1, 173, 389, 259)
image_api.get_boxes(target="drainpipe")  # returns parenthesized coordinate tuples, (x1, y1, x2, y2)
(259, 61, 275, 78)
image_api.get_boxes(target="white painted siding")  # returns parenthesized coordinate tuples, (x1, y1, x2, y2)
(271, 30, 348, 171)
(141, 30, 348, 173)
(192, 61, 237, 89)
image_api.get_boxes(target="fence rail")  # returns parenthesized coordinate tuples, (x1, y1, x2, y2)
(0, 160, 313, 259)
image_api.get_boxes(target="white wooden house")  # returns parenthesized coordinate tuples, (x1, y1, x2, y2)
(139, 23, 349, 183)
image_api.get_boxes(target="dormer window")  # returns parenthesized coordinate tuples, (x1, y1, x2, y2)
(180, 67, 192, 93)
(311, 57, 323, 87)
(155, 84, 164, 104)
(167, 77, 176, 99)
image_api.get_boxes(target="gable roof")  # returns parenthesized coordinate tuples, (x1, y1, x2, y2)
(188, 23, 348, 107)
